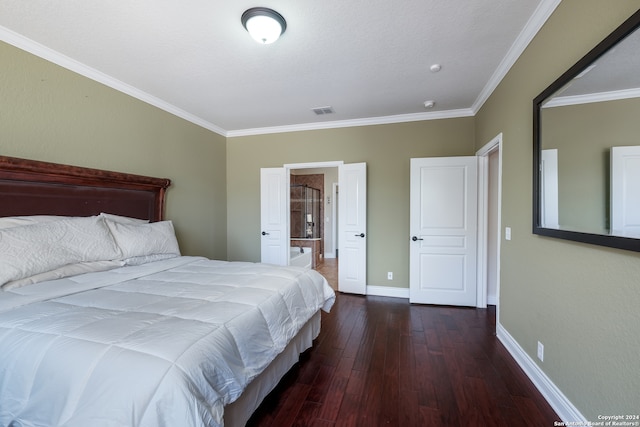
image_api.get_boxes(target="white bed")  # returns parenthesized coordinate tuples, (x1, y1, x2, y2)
(0, 156, 335, 427)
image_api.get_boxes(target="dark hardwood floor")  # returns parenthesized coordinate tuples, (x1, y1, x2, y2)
(247, 292, 559, 426)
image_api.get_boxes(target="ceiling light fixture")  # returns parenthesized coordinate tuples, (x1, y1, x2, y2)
(241, 7, 287, 44)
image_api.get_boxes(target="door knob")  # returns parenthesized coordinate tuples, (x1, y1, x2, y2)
(261, 231, 269, 236)
(412, 236, 423, 241)
(355, 233, 365, 238)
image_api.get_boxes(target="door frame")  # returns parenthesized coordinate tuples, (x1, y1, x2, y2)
(476, 133, 503, 312)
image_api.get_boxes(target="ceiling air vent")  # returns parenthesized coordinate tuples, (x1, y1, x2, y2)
(312, 106, 335, 115)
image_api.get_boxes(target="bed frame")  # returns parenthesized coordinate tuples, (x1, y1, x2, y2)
(0, 155, 170, 221)
(0, 154, 318, 427)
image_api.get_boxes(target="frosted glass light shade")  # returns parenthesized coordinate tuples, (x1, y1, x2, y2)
(241, 8, 287, 44)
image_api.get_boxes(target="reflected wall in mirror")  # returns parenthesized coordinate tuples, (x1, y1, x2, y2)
(533, 8, 640, 252)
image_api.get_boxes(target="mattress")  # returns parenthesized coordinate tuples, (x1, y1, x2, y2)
(0, 256, 335, 427)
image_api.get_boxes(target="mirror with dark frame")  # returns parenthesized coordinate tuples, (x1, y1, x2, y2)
(533, 8, 640, 252)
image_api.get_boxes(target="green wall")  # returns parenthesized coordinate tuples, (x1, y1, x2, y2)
(1, 41, 228, 259)
(226, 119, 475, 287)
(475, 0, 640, 419)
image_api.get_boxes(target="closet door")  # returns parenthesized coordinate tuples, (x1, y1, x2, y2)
(409, 157, 478, 306)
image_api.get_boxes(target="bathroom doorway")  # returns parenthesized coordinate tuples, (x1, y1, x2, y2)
(290, 167, 338, 289)
(261, 160, 366, 293)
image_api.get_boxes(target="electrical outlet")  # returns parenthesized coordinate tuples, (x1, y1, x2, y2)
(537, 341, 544, 362)
(505, 227, 512, 240)
(387, 272, 393, 280)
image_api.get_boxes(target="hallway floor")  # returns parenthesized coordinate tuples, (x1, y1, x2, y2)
(315, 258, 338, 290)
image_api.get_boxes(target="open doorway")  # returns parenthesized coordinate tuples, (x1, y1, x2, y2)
(261, 161, 367, 294)
(290, 167, 338, 290)
(477, 133, 503, 310)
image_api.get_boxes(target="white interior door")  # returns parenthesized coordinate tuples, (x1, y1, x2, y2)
(338, 163, 367, 294)
(410, 157, 478, 306)
(611, 146, 640, 237)
(260, 167, 288, 265)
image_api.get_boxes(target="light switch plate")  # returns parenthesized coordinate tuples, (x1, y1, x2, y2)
(537, 341, 544, 362)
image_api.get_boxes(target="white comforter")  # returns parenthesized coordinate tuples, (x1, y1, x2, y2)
(0, 257, 335, 427)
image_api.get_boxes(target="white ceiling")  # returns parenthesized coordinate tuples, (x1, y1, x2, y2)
(551, 25, 640, 100)
(0, 0, 560, 137)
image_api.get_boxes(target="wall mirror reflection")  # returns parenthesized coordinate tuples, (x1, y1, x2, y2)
(533, 8, 640, 252)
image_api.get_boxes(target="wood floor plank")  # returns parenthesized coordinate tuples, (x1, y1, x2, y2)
(341, 308, 367, 360)
(268, 382, 311, 427)
(398, 334, 417, 393)
(247, 293, 559, 426)
(295, 352, 323, 386)
(333, 391, 360, 427)
(316, 375, 349, 422)
(379, 309, 401, 426)
(291, 401, 321, 427)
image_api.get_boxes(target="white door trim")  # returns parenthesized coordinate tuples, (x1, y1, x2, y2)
(476, 133, 503, 313)
(285, 161, 344, 169)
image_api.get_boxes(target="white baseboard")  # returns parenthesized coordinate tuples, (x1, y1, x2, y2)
(366, 285, 410, 299)
(365, 286, 496, 306)
(496, 323, 586, 423)
(324, 253, 335, 259)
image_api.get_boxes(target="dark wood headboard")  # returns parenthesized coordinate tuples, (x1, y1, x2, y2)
(0, 156, 171, 221)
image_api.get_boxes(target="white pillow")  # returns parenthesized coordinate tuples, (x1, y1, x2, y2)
(106, 220, 181, 259)
(0, 216, 122, 287)
(2, 260, 123, 291)
(0, 215, 71, 230)
(99, 212, 149, 225)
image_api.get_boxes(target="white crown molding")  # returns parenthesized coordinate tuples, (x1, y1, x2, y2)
(284, 161, 343, 169)
(226, 109, 475, 138)
(496, 322, 587, 424)
(543, 87, 640, 108)
(0, 25, 227, 137)
(472, 0, 562, 114)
